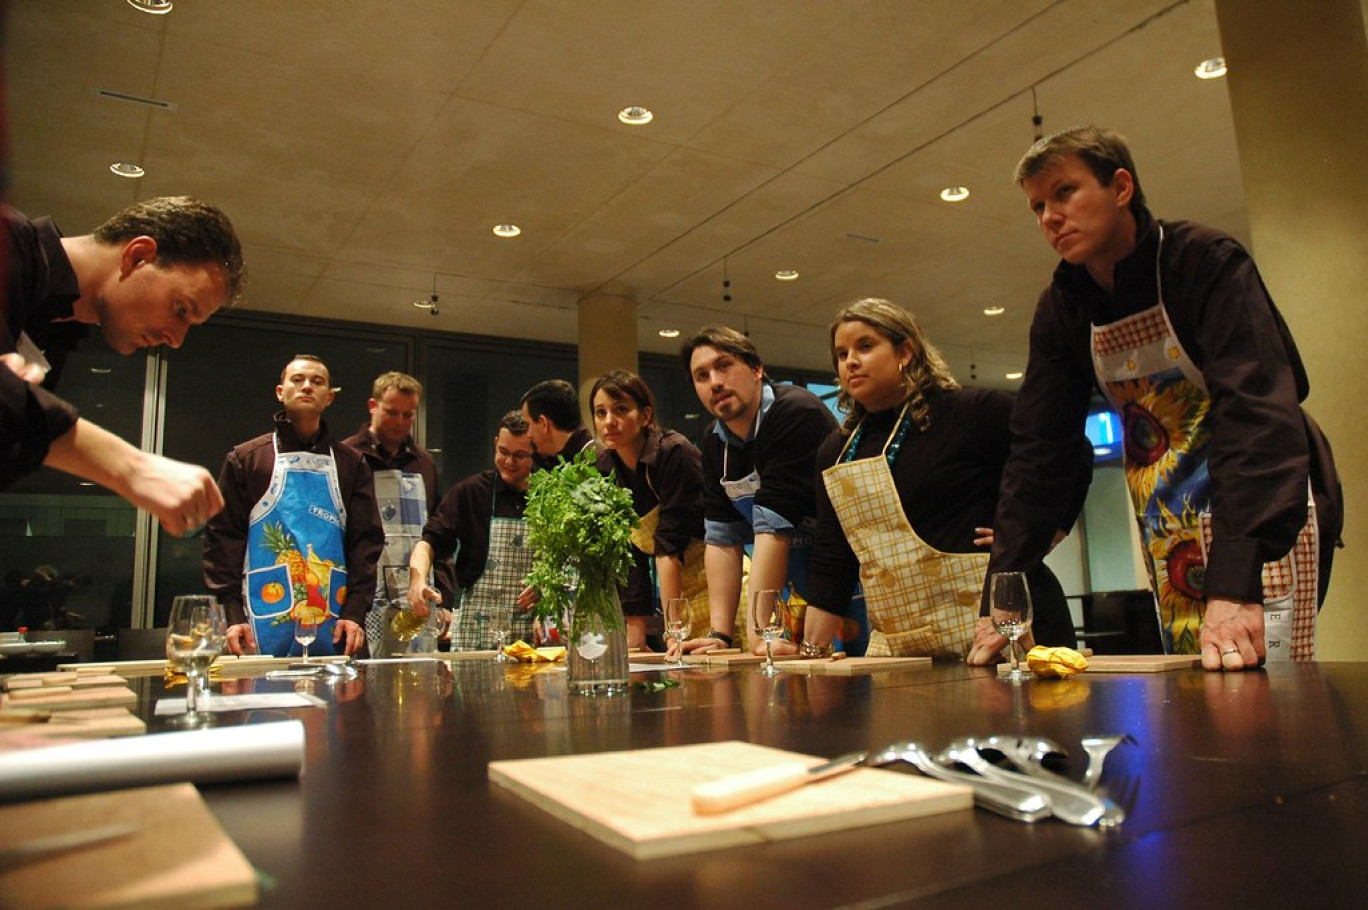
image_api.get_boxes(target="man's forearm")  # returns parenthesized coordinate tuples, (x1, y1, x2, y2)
(43, 418, 144, 497)
(748, 532, 793, 639)
(704, 544, 743, 635)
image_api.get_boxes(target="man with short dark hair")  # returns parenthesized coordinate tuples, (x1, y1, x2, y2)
(343, 371, 454, 656)
(203, 355, 382, 657)
(2, 197, 245, 533)
(408, 411, 539, 650)
(679, 325, 838, 656)
(976, 125, 1342, 672)
(518, 379, 593, 470)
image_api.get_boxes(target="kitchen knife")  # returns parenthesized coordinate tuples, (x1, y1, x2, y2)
(690, 751, 868, 814)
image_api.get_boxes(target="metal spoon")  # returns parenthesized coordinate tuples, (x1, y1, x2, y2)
(1080, 733, 1136, 789)
(939, 737, 1108, 827)
(870, 740, 1050, 822)
(980, 734, 1127, 829)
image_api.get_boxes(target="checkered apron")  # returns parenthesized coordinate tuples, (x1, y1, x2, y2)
(821, 406, 983, 658)
(364, 469, 434, 657)
(1091, 226, 1318, 660)
(448, 516, 536, 651)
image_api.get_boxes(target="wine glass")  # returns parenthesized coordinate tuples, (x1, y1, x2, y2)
(663, 597, 690, 667)
(990, 571, 1034, 682)
(489, 614, 511, 663)
(294, 610, 322, 665)
(165, 595, 228, 725)
(751, 589, 785, 678)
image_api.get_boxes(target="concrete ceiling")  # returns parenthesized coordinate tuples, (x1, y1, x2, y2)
(4, 0, 1290, 384)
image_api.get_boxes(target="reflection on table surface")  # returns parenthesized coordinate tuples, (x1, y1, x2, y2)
(129, 659, 1368, 908)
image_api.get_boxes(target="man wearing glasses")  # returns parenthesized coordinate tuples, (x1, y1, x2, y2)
(407, 410, 539, 650)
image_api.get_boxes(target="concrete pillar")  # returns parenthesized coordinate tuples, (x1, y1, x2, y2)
(1215, 0, 1368, 659)
(576, 293, 638, 422)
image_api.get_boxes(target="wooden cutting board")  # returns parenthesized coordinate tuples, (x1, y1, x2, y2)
(0, 708, 146, 741)
(0, 686, 135, 713)
(996, 653, 1200, 676)
(781, 656, 933, 676)
(683, 651, 802, 667)
(1083, 654, 1201, 673)
(4, 674, 127, 692)
(0, 783, 256, 910)
(488, 740, 971, 860)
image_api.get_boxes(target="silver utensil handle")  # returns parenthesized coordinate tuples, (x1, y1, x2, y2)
(908, 754, 1049, 820)
(973, 763, 1107, 826)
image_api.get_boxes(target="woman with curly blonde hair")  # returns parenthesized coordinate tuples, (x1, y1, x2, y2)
(802, 298, 1088, 658)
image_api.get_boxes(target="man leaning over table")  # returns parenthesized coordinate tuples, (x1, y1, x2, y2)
(971, 125, 1343, 673)
(2, 196, 244, 535)
(678, 325, 840, 658)
(408, 410, 539, 650)
(342, 370, 455, 657)
(203, 355, 383, 657)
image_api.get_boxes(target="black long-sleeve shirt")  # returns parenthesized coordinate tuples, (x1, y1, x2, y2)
(1, 207, 84, 488)
(421, 469, 527, 592)
(990, 212, 1341, 602)
(598, 427, 705, 613)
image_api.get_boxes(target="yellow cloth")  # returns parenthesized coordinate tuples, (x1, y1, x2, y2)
(1026, 645, 1088, 678)
(502, 640, 566, 662)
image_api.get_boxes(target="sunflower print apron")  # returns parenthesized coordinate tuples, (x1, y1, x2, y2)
(1091, 226, 1318, 659)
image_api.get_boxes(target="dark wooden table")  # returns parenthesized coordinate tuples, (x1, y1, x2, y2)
(134, 659, 1368, 908)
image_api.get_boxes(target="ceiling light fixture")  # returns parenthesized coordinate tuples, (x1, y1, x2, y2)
(109, 162, 145, 178)
(983, 305, 1005, 316)
(413, 275, 439, 316)
(657, 328, 680, 338)
(617, 106, 653, 125)
(774, 270, 799, 282)
(1006, 371, 1024, 381)
(940, 186, 970, 203)
(127, 0, 173, 14)
(492, 224, 521, 238)
(1195, 57, 1227, 80)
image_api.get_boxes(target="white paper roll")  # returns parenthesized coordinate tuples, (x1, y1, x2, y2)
(0, 720, 305, 803)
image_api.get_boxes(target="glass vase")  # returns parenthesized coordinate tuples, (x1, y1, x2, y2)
(565, 583, 629, 696)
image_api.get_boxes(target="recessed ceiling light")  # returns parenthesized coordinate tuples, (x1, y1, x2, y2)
(1195, 57, 1227, 80)
(109, 162, 145, 178)
(657, 328, 681, 338)
(79, 481, 97, 487)
(1006, 371, 1023, 381)
(89, 367, 112, 374)
(617, 106, 653, 125)
(492, 224, 521, 238)
(774, 270, 799, 281)
(939, 186, 970, 203)
(127, 0, 173, 14)
(983, 305, 1005, 316)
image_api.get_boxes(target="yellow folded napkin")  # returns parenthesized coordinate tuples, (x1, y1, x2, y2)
(1026, 645, 1089, 678)
(502, 641, 566, 663)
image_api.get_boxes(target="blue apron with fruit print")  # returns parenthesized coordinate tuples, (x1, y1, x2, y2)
(243, 438, 349, 657)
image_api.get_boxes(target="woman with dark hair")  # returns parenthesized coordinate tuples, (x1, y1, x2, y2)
(591, 370, 709, 652)
(801, 298, 1089, 659)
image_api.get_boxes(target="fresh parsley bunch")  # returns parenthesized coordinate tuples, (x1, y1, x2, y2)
(523, 448, 637, 630)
